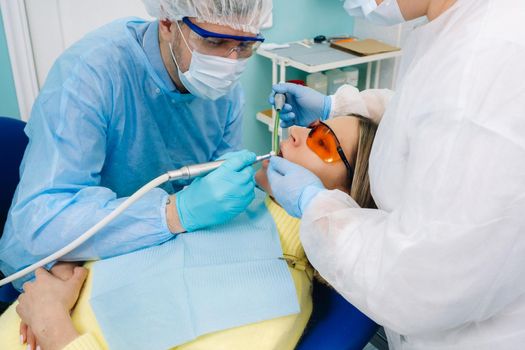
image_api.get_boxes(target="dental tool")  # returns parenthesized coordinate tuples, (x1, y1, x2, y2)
(167, 153, 274, 181)
(273, 93, 286, 153)
(0, 152, 275, 287)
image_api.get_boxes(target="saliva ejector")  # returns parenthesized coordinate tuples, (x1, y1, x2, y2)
(0, 153, 274, 287)
(272, 93, 286, 153)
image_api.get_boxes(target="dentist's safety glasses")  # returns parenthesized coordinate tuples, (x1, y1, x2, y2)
(307, 120, 355, 182)
(182, 17, 265, 58)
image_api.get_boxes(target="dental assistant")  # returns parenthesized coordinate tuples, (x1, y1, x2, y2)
(0, 0, 272, 290)
(268, 0, 525, 349)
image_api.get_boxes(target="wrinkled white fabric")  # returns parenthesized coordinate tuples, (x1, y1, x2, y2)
(329, 84, 394, 124)
(342, 0, 378, 17)
(344, 0, 405, 26)
(302, 0, 525, 349)
(142, 0, 272, 33)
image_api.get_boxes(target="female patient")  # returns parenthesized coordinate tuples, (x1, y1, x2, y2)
(2, 115, 377, 350)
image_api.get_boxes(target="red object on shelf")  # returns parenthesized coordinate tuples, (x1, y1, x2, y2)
(287, 79, 306, 86)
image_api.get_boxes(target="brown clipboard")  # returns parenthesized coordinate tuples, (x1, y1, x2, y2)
(330, 39, 400, 56)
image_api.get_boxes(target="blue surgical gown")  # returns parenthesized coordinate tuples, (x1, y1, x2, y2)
(0, 18, 245, 289)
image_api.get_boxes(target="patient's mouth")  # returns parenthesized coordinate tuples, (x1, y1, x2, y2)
(277, 150, 283, 157)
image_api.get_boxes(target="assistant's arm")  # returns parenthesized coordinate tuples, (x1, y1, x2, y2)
(301, 74, 525, 335)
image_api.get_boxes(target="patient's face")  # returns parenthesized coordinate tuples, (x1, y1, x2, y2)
(256, 116, 360, 195)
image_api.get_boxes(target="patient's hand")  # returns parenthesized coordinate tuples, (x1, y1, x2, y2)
(20, 262, 83, 349)
(48, 261, 80, 280)
(17, 264, 88, 350)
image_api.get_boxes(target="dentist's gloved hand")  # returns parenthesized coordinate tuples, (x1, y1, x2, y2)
(177, 150, 256, 232)
(269, 83, 332, 128)
(267, 156, 325, 218)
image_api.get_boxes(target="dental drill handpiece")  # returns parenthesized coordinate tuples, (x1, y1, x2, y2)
(167, 152, 275, 181)
(274, 93, 286, 112)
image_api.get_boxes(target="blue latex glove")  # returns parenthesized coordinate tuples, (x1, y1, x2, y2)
(177, 150, 256, 232)
(267, 157, 325, 218)
(269, 83, 332, 128)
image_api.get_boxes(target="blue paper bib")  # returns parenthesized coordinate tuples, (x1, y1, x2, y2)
(90, 190, 299, 350)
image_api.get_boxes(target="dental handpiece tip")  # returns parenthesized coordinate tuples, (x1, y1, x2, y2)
(255, 152, 275, 163)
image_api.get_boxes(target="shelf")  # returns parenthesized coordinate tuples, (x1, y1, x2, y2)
(256, 42, 401, 74)
(255, 40, 401, 143)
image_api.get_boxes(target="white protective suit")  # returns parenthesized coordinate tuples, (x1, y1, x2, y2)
(301, 0, 525, 349)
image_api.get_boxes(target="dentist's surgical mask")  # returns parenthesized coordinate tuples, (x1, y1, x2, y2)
(344, 0, 405, 26)
(169, 21, 248, 101)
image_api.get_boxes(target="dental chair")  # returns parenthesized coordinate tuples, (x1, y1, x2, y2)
(297, 280, 379, 350)
(0, 115, 379, 349)
(0, 116, 28, 313)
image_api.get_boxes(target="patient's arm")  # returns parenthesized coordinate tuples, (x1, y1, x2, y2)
(16, 264, 87, 350)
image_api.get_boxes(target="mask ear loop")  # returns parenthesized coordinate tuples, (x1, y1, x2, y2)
(175, 20, 193, 54)
(168, 42, 181, 71)
(169, 20, 193, 72)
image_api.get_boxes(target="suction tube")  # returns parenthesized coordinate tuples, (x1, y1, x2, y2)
(0, 152, 274, 287)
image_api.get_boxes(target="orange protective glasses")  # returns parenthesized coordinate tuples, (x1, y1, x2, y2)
(306, 120, 354, 183)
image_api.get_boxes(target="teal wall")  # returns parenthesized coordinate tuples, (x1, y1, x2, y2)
(241, 0, 354, 155)
(0, 7, 20, 119)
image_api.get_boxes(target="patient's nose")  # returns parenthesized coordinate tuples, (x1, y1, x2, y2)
(287, 126, 302, 147)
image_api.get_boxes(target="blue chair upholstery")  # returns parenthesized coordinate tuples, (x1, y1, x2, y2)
(297, 280, 379, 350)
(0, 116, 28, 305)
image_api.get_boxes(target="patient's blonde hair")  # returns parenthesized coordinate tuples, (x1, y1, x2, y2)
(313, 115, 378, 286)
(346, 115, 378, 209)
